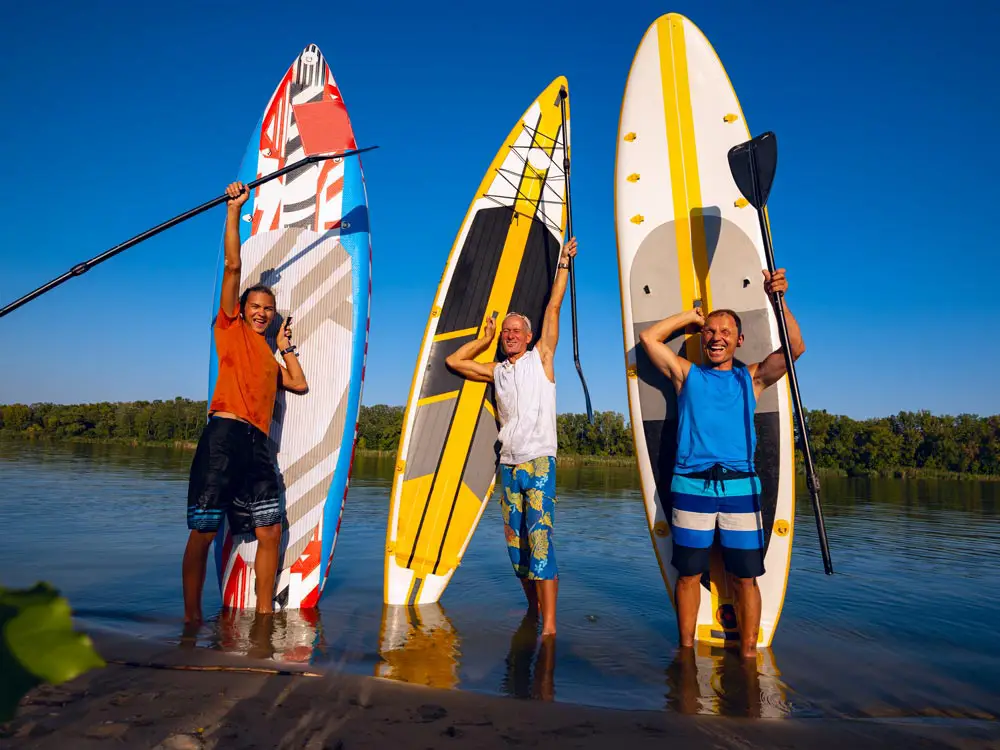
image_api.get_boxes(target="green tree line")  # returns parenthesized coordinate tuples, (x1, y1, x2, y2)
(1, 399, 997, 476)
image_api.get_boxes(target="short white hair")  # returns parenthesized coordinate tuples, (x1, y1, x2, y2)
(502, 311, 532, 334)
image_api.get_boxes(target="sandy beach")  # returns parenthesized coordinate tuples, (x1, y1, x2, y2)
(2, 629, 996, 750)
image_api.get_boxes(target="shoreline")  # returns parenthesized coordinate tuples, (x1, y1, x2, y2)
(3, 629, 996, 749)
(4, 434, 1000, 479)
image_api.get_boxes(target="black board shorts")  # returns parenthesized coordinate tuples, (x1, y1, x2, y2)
(186, 417, 284, 534)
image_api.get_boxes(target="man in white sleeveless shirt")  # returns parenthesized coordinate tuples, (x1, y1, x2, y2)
(446, 237, 578, 637)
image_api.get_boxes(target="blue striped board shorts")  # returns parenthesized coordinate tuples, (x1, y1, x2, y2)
(669, 464, 766, 579)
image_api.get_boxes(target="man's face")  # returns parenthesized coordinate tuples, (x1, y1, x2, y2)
(243, 291, 276, 334)
(701, 312, 742, 365)
(501, 315, 532, 357)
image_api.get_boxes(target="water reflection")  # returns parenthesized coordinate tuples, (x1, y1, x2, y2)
(5, 438, 1000, 719)
(212, 609, 328, 663)
(501, 613, 556, 701)
(377, 604, 461, 689)
(665, 645, 790, 718)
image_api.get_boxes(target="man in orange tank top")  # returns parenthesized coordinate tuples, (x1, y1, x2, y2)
(182, 181, 309, 625)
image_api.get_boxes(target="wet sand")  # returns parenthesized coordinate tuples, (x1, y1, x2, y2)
(2, 630, 996, 749)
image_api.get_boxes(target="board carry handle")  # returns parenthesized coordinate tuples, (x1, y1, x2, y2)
(0, 145, 379, 320)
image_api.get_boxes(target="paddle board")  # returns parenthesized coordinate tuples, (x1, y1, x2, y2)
(614, 14, 794, 647)
(384, 78, 570, 605)
(208, 43, 371, 611)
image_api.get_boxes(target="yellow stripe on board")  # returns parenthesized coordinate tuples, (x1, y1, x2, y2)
(395, 88, 566, 579)
(416, 390, 460, 407)
(658, 16, 713, 362)
(433, 327, 480, 343)
(660, 15, 736, 646)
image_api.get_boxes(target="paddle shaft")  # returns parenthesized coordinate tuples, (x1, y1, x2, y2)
(558, 86, 594, 424)
(0, 146, 378, 320)
(747, 145, 834, 576)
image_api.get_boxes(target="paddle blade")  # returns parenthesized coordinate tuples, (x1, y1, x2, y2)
(728, 131, 778, 209)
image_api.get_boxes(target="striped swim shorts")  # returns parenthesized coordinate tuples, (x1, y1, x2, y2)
(669, 464, 766, 579)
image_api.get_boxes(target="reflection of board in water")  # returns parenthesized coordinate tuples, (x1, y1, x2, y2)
(215, 608, 326, 664)
(615, 13, 795, 648)
(665, 644, 789, 718)
(377, 604, 460, 689)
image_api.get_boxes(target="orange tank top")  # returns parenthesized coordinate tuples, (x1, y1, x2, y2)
(208, 302, 280, 436)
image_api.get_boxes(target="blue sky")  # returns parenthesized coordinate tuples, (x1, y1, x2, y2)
(0, 0, 996, 419)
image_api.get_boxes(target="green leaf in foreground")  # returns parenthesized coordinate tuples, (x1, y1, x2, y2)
(0, 582, 105, 722)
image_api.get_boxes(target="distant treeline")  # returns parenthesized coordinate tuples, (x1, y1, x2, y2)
(1, 399, 998, 477)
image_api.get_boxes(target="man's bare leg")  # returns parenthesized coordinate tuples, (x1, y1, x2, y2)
(521, 579, 539, 615)
(253, 524, 282, 614)
(735, 577, 761, 658)
(537, 579, 558, 636)
(674, 574, 702, 648)
(182, 530, 217, 624)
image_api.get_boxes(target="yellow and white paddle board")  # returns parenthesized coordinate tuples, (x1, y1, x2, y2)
(615, 14, 795, 648)
(385, 78, 570, 605)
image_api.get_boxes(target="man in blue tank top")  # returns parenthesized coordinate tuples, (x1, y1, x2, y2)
(639, 268, 805, 658)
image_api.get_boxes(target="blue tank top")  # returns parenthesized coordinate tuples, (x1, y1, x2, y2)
(674, 364, 757, 474)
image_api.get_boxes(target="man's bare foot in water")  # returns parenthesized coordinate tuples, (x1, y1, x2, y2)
(179, 619, 201, 648)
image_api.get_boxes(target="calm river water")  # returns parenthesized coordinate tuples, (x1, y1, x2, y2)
(1, 440, 997, 720)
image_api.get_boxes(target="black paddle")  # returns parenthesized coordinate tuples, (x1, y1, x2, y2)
(557, 86, 594, 425)
(727, 132, 834, 576)
(0, 145, 378, 320)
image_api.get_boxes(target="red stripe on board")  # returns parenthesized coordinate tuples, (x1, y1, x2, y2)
(325, 176, 344, 202)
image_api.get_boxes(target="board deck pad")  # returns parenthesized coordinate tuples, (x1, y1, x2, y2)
(384, 78, 569, 606)
(292, 100, 354, 156)
(615, 15, 794, 647)
(208, 44, 371, 611)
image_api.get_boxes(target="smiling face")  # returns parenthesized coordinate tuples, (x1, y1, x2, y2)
(701, 310, 743, 368)
(501, 313, 532, 358)
(242, 290, 276, 335)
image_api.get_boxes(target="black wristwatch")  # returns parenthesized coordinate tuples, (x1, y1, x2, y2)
(280, 345, 298, 356)
(558, 262, 570, 269)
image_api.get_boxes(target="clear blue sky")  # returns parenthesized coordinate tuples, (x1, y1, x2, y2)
(1, 0, 996, 419)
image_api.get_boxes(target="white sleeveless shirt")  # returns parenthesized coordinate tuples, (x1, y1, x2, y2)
(493, 348, 558, 465)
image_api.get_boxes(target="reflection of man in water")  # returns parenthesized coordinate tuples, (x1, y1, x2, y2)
(666, 646, 781, 718)
(502, 612, 556, 701)
(182, 181, 309, 625)
(446, 238, 578, 637)
(639, 269, 805, 658)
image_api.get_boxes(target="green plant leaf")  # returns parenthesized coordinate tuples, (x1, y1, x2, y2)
(1, 582, 105, 722)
